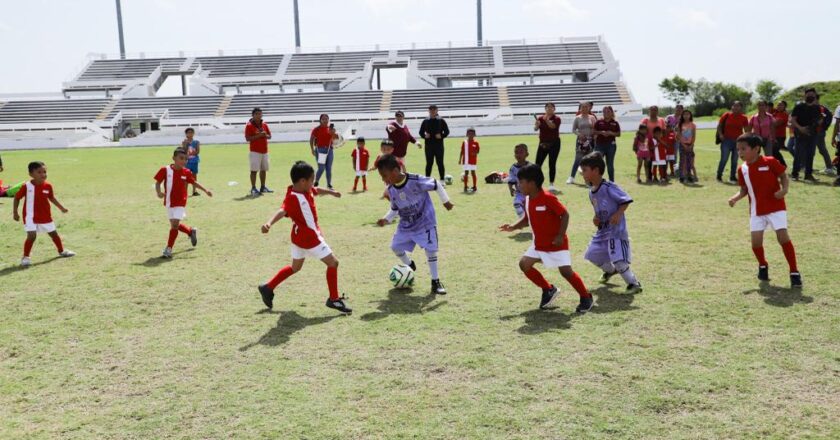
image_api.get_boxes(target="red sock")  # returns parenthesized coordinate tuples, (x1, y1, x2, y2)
(50, 234, 64, 253)
(267, 265, 294, 289)
(524, 268, 551, 290)
(781, 241, 798, 273)
(326, 266, 339, 300)
(23, 238, 35, 257)
(752, 246, 768, 266)
(178, 223, 192, 235)
(362, 176, 367, 190)
(353, 177, 358, 191)
(471, 173, 477, 188)
(167, 229, 178, 248)
(566, 272, 591, 298)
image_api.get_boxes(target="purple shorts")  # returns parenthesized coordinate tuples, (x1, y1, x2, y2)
(392, 226, 439, 253)
(585, 238, 631, 266)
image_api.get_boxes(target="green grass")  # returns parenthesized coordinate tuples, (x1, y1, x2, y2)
(1, 130, 838, 439)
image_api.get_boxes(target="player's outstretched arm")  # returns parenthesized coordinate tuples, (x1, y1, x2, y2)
(262, 209, 287, 233)
(48, 195, 68, 213)
(315, 187, 341, 198)
(193, 181, 213, 197)
(499, 215, 528, 232)
(377, 209, 398, 227)
(728, 187, 748, 207)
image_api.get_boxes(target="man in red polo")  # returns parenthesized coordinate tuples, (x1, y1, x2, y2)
(716, 101, 749, 182)
(245, 107, 272, 196)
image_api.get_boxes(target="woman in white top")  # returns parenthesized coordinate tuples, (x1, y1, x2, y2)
(568, 101, 597, 184)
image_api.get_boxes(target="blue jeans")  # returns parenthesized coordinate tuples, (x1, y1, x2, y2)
(315, 147, 334, 186)
(717, 139, 738, 180)
(595, 142, 617, 182)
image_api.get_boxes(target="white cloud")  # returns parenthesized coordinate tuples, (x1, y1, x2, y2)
(670, 8, 717, 29)
(522, 0, 590, 20)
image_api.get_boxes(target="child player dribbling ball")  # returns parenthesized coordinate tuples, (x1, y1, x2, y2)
(12, 161, 75, 267)
(728, 133, 801, 287)
(258, 161, 352, 314)
(154, 149, 213, 259)
(499, 164, 594, 313)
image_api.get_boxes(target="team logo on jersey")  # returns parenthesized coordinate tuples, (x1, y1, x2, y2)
(536, 206, 546, 211)
(399, 192, 407, 201)
(758, 166, 769, 171)
(180, 176, 187, 180)
(42, 190, 50, 194)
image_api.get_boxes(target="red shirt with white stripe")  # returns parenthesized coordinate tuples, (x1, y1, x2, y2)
(14, 181, 53, 224)
(525, 189, 569, 252)
(282, 186, 324, 249)
(154, 165, 195, 208)
(460, 139, 480, 165)
(648, 138, 667, 162)
(351, 147, 370, 171)
(737, 156, 786, 216)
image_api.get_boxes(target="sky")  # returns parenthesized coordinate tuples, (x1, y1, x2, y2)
(0, 0, 837, 105)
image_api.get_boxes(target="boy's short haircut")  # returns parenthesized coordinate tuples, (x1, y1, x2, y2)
(653, 126, 662, 134)
(466, 127, 476, 134)
(356, 136, 365, 143)
(579, 152, 606, 175)
(28, 161, 45, 173)
(517, 163, 544, 187)
(290, 160, 315, 182)
(395, 110, 405, 117)
(380, 139, 394, 147)
(428, 104, 438, 110)
(375, 154, 401, 172)
(804, 87, 816, 95)
(514, 143, 528, 152)
(544, 102, 555, 109)
(173, 148, 187, 157)
(737, 133, 764, 149)
(252, 107, 262, 116)
(185, 127, 195, 134)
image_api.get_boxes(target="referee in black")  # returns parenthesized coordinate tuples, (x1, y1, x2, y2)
(418, 104, 450, 181)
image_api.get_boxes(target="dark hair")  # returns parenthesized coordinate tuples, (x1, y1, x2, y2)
(356, 137, 365, 143)
(514, 143, 528, 152)
(290, 160, 315, 182)
(544, 102, 555, 109)
(653, 126, 662, 133)
(184, 127, 195, 134)
(757, 100, 768, 107)
(466, 128, 476, 134)
(173, 148, 187, 157)
(778, 100, 788, 108)
(579, 151, 606, 175)
(320, 113, 329, 121)
(636, 124, 648, 138)
(380, 139, 394, 147)
(804, 87, 817, 95)
(252, 107, 262, 116)
(375, 154, 401, 172)
(737, 133, 764, 149)
(516, 164, 544, 187)
(28, 161, 45, 173)
(428, 105, 438, 110)
(395, 111, 404, 117)
(679, 110, 694, 134)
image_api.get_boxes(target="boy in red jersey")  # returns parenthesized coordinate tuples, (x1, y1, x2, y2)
(663, 126, 677, 177)
(350, 137, 370, 192)
(13, 161, 75, 267)
(728, 134, 801, 287)
(154, 149, 213, 259)
(499, 164, 593, 313)
(458, 128, 480, 192)
(648, 127, 668, 184)
(258, 161, 351, 314)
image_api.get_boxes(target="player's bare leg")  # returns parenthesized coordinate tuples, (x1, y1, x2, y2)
(47, 230, 74, 258)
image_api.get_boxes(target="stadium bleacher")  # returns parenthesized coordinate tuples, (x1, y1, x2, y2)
(194, 54, 284, 78)
(0, 99, 109, 124)
(225, 90, 384, 117)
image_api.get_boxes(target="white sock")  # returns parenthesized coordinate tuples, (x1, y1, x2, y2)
(426, 250, 439, 280)
(599, 262, 616, 274)
(393, 249, 412, 265)
(614, 261, 638, 285)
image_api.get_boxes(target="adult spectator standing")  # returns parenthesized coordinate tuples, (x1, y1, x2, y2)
(533, 102, 562, 191)
(641, 105, 666, 139)
(715, 101, 749, 182)
(790, 88, 823, 181)
(593, 105, 621, 182)
(418, 105, 450, 181)
(244, 107, 272, 196)
(386, 111, 420, 167)
(749, 100, 776, 158)
(815, 96, 835, 175)
(666, 104, 684, 176)
(568, 101, 597, 184)
(309, 114, 336, 189)
(832, 103, 840, 186)
(772, 101, 790, 166)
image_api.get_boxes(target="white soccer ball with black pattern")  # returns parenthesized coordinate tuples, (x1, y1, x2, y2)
(389, 264, 415, 289)
(444, 175, 454, 185)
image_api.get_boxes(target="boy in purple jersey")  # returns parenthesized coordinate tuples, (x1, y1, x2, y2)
(507, 143, 531, 218)
(579, 152, 643, 293)
(376, 154, 454, 294)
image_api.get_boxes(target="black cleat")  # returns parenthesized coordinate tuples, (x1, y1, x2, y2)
(757, 265, 769, 281)
(431, 279, 447, 295)
(189, 228, 198, 247)
(260, 186, 274, 193)
(626, 283, 643, 294)
(576, 295, 594, 314)
(258, 284, 274, 309)
(409, 260, 417, 271)
(790, 272, 802, 288)
(326, 296, 352, 314)
(539, 285, 559, 309)
(599, 271, 617, 284)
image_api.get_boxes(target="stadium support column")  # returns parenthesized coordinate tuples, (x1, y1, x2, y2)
(293, 0, 301, 51)
(115, 0, 126, 59)
(477, 0, 483, 86)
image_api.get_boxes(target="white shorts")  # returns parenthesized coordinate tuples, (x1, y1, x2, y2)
(355, 171, 368, 177)
(249, 152, 270, 172)
(24, 222, 56, 233)
(523, 245, 571, 268)
(666, 155, 676, 161)
(750, 210, 788, 232)
(652, 159, 666, 166)
(167, 207, 186, 220)
(291, 241, 333, 260)
(462, 164, 477, 171)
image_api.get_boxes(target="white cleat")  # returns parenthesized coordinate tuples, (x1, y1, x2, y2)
(59, 250, 76, 258)
(20, 257, 32, 267)
(566, 177, 575, 184)
(161, 247, 173, 259)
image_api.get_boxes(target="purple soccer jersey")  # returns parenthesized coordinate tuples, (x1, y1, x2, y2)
(509, 161, 529, 211)
(387, 174, 440, 234)
(589, 181, 633, 241)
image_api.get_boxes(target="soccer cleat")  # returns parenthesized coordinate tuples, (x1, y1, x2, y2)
(791, 174, 799, 181)
(327, 185, 334, 190)
(59, 250, 76, 258)
(471, 187, 477, 193)
(161, 247, 173, 259)
(192, 191, 200, 196)
(260, 186, 274, 193)
(599, 271, 617, 284)
(250, 187, 261, 197)
(325, 296, 352, 314)
(565, 177, 574, 184)
(729, 177, 738, 183)
(258, 284, 275, 309)
(790, 272, 803, 289)
(20, 257, 32, 267)
(189, 228, 198, 247)
(409, 260, 417, 271)
(539, 285, 559, 309)
(431, 279, 447, 295)
(576, 295, 594, 314)
(626, 283, 643, 294)
(757, 265, 769, 281)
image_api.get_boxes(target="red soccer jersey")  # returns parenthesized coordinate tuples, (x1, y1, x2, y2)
(351, 147, 370, 171)
(662, 133, 676, 155)
(245, 119, 271, 154)
(15, 181, 53, 224)
(282, 186, 324, 249)
(154, 165, 195, 208)
(460, 139, 480, 165)
(525, 189, 570, 252)
(737, 156, 787, 216)
(648, 138, 667, 161)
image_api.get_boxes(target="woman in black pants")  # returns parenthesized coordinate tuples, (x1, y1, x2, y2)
(419, 105, 450, 180)
(534, 102, 562, 191)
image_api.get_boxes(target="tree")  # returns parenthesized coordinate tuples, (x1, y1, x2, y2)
(658, 75, 694, 104)
(755, 79, 783, 103)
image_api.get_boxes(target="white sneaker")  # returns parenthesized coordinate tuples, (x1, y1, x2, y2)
(20, 257, 31, 267)
(566, 177, 575, 184)
(824, 167, 836, 176)
(548, 184, 557, 192)
(161, 247, 173, 259)
(59, 250, 76, 258)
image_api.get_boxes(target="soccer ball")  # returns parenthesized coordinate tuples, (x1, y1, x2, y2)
(444, 175, 454, 185)
(389, 264, 415, 289)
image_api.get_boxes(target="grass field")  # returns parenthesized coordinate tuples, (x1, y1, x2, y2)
(1, 129, 838, 439)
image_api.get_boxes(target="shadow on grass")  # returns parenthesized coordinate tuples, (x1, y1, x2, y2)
(794, 178, 833, 187)
(680, 181, 705, 188)
(590, 286, 640, 314)
(239, 310, 341, 350)
(0, 256, 61, 277)
(500, 308, 576, 334)
(508, 232, 532, 242)
(742, 281, 813, 307)
(134, 248, 195, 267)
(232, 194, 261, 202)
(360, 289, 446, 321)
